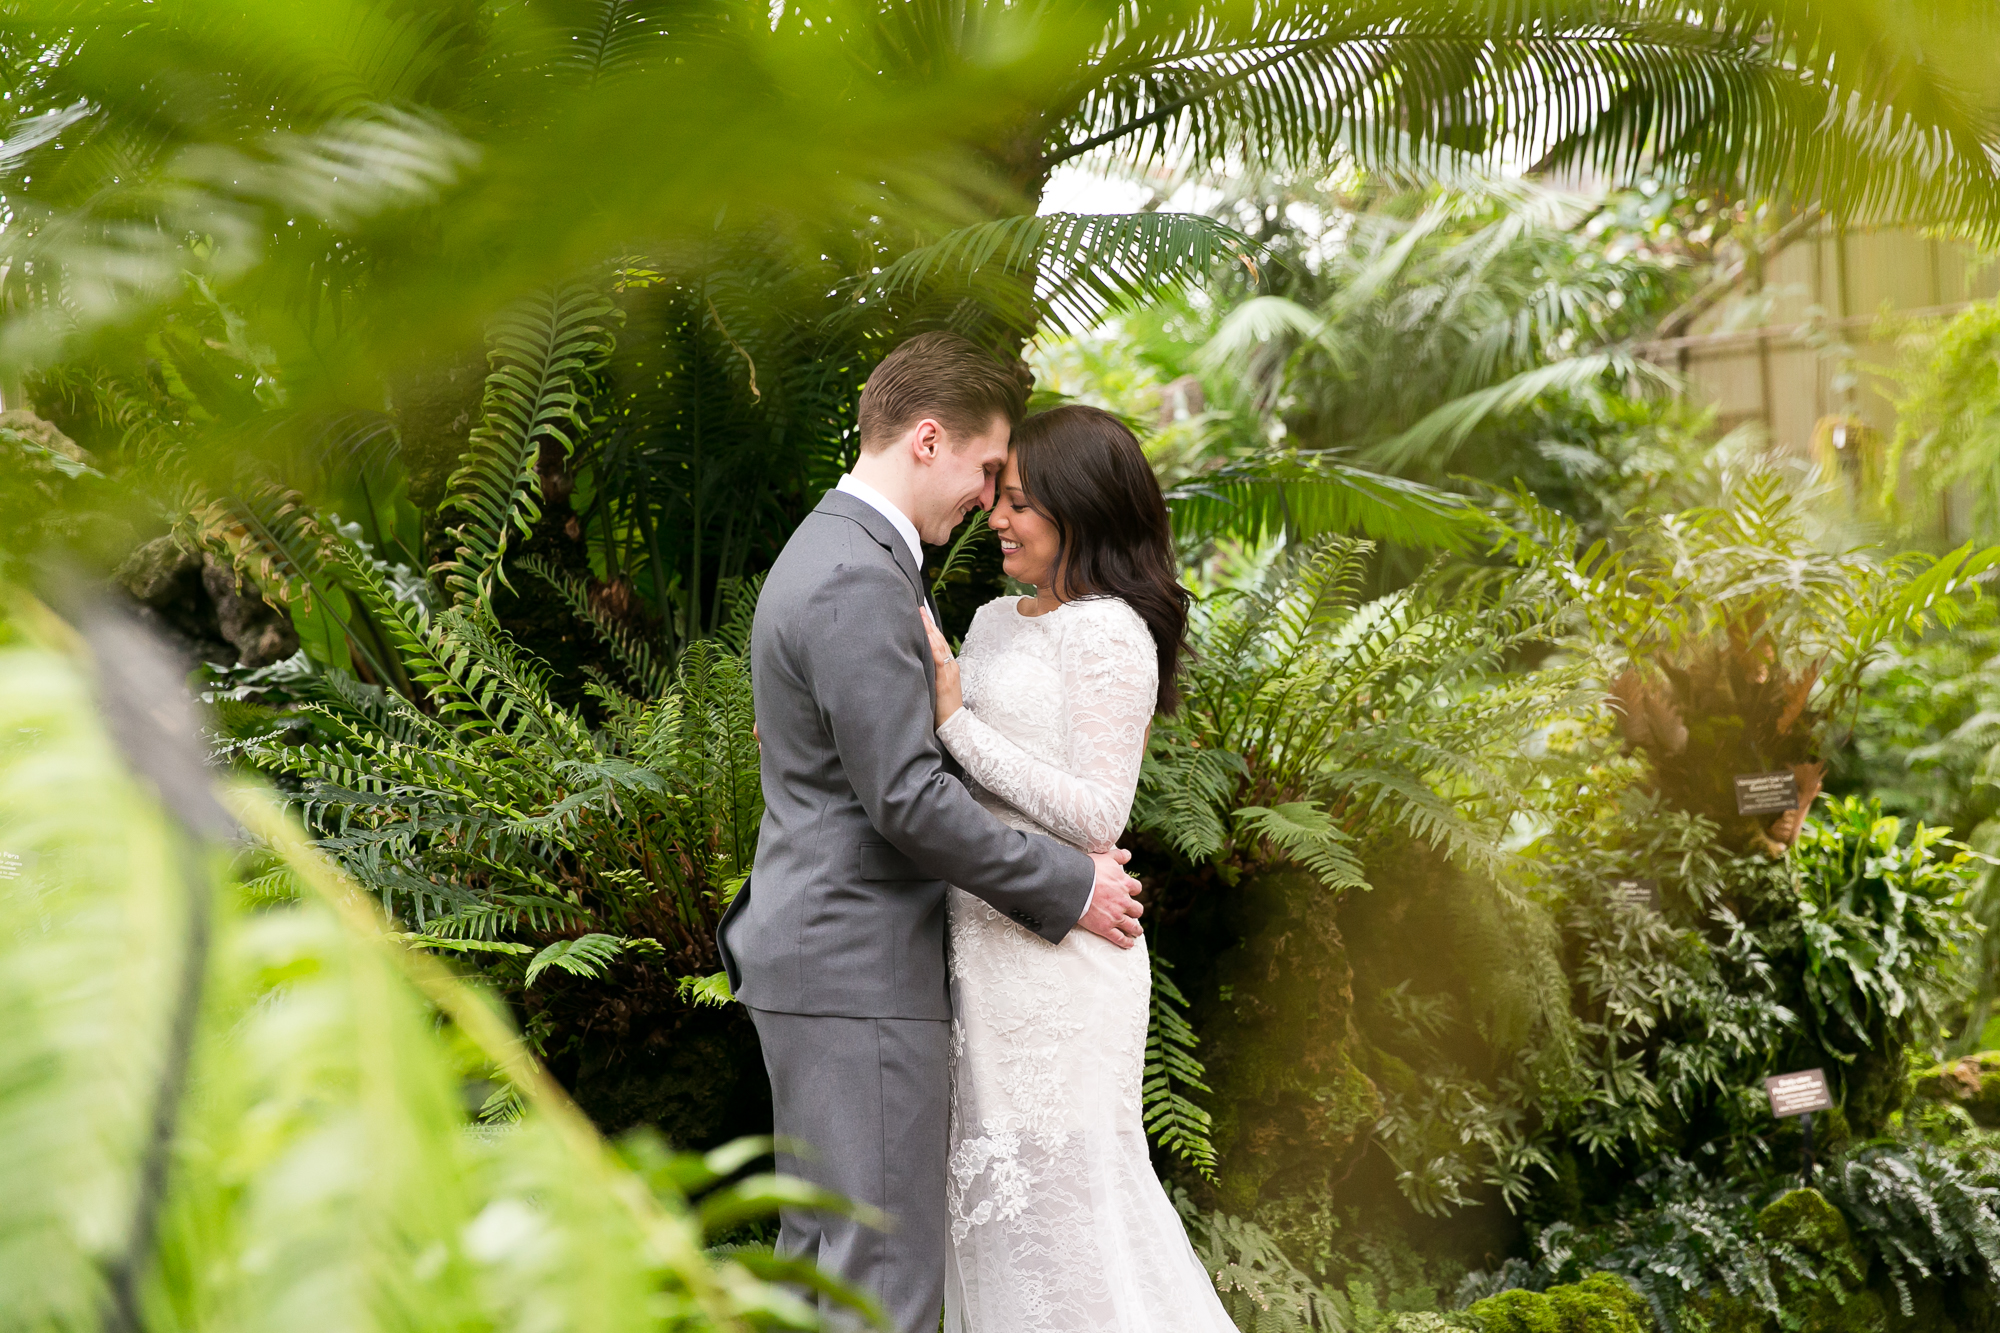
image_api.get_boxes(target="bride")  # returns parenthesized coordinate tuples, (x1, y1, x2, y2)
(919, 404, 1238, 1333)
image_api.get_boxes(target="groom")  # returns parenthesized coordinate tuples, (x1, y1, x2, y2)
(716, 331, 1144, 1332)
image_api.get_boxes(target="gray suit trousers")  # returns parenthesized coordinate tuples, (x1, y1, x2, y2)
(750, 1007, 950, 1333)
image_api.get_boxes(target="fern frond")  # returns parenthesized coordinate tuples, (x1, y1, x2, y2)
(1131, 731, 1245, 862)
(1143, 956, 1217, 1184)
(522, 553, 671, 697)
(524, 932, 629, 986)
(1236, 802, 1369, 893)
(928, 509, 989, 602)
(435, 283, 617, 605)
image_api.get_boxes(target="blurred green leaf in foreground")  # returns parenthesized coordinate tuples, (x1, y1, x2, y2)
(0, 591, 839, 1332)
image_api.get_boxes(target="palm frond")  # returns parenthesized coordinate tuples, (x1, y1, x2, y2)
(1167, 457, 1483, 550)
(1056, 4, 2000, 236)
(875, 211, 1256, 336)
(1362, 351, 1678, 473)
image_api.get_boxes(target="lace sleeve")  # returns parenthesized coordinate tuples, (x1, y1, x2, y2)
(936, 601, 1157, 853)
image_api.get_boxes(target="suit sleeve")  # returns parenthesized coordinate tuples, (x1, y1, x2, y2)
(799, 560, 1094, 942)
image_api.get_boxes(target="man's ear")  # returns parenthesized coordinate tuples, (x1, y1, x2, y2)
(910, 418, 944, 464)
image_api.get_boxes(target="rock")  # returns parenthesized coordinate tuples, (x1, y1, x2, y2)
(0, 408, 87, 464)
(1914, 1051, 2000, 1128)
(110, 538, 297, 671)
(200, 556, 298, 668)
(115, 536, 204, 605)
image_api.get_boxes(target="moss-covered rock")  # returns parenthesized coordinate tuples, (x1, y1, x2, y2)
(1913, 1052, 2000, 1129)
(1464, 1272, 1653, 1333)
(1388, 1316, 1476, 1333)
(1685, 1190, 1886, 1333)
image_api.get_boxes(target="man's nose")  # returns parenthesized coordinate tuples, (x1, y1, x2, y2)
(980, 475, 997, 510)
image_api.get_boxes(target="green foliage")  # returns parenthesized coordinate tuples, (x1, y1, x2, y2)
(1480, 1167, 1836, 1332)
(1199, 180, 1682, 478)
(1835, 596, 2000, 835)
(1790, 799, 1981, 1078)
(929, 509, 990, 605)
(1465, 1272, 1652, 1333)
(1819, 1143, 2000, 1316)
(240, 550, 760, 1051)
(1833, 598, 2000, 1050)
(0, 599, 810, 1330)
(1885, 298, 2000, 536)
(1146, 955, 1219, 1182)
(1138, 536, 1589, 890)
(876, 210, 1256, 338)
(1516, 788, 1980, 1200)
(0, 412, 106, 580)
(1143, 538, 1589, 1216)
(1510, 474, 1999, 726)
(1507, 477, 2000, 855)
(438, 284, 620, 605)
(1043, 3, 2000, 231)
(1164, 454, 1487, 554)
(1177, 1192, 1354, 1333)
(1483, 1152, 2000, 1333)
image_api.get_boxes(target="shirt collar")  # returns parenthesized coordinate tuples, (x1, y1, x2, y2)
(836, 473, 924, 569)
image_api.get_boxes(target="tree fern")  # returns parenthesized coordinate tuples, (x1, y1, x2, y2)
(1143, 535, 1586, 897)
(436, 284, 618, 605)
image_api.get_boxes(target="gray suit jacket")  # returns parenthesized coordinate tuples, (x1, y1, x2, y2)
(715, 489, 1094, 1019)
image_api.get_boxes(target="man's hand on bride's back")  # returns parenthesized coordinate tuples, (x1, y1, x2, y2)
(1080, 847, 1144, 948)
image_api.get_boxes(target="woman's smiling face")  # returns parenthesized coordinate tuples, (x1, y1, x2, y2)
(988, 452, 1062, 593)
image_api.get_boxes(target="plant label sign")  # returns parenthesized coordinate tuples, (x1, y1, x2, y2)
(1610, 878, 1659, 911)
(1735, 771, 1800, 816)
(1765, 1068, 1833, 1119)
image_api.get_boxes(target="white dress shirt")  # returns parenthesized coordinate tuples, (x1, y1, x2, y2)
(836, 473, 924, 569)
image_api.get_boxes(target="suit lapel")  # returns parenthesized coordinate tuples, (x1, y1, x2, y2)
(816, 489, 926, 602)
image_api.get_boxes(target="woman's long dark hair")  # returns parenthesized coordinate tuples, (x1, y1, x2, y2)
(1010, 404, 1190, 714)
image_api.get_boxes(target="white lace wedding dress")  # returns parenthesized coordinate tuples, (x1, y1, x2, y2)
(935, 594, 1237, 1333)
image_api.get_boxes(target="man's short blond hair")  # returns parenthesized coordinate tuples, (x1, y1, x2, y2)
(857, 331, 1027, 452)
